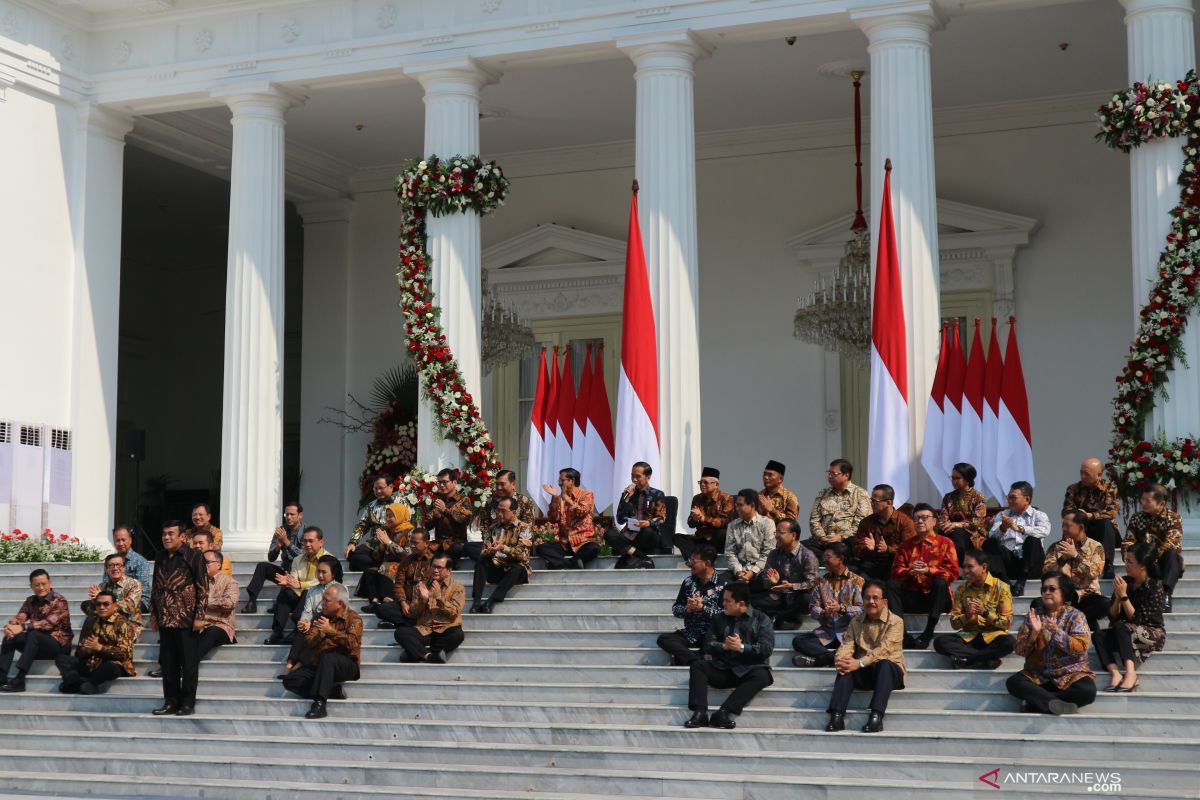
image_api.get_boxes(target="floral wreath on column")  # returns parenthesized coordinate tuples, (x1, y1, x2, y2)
(1098, 71, 1200, 499)
(393, 155, 511, 512)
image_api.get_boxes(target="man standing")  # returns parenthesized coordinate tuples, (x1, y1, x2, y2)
(1044, 511, 1109, 630)
(55, 591, 137, 695)
(184, 502, 223, 550)
(268, 502, 306, 572)
(150, 521, 207, 716)
(682, 582, 774, 730)
(792, 543, 864, 668)
(425, 468, 475, 566)
(804, 459, 872, 558)
(282, 583, 362, 719)
(824, 579, 906, 733)
(538, 468, 599, 569)
(0, 569, 72, 692)
(749, 519, 818, 630)
(1124, 483, 1185, 612)
(471, 497, 533, 614)
(196, 550, 239, 661)
(886, 503, 959, 650)
(346, 473, 400, 572)
(395, 555, 466, 663)
(725, 489, 775, 584)
(1062, 458, 1121, 578)
(609, 462, 667, 568)
(261, 527, 330, 644)
(933, 549, 1015, 670)
(758, 460, 799, 523)
(111, 526, 151, 613)
(984, 481, 1050, 597)
(657, 547, 728, 666)
(850, 485, 916, 580)
(678, 468, 734, 562)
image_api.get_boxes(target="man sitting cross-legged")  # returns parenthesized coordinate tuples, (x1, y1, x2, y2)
(749, 519, 818, 630)
(658, 547, 728, 666)
(248, 527, 330, 645)
(470, 496, 532, 614)
(0, 569, 72, 693)
(375, 531, 434, 630)
(196, 550, 239, 662)
(682, 582, 775, 730)
(282, 582, 362, 719)
(1043, 511, 1109, 632)
(55, 591, 137, 695)
(824, 579, 906, 733)
(395, 555, 466, 664)
(281, 555, 343, 676)
(537, 468, 600, 570)
(933, 548, 1015, 670)
(886, 503, 959, 650)
(792, 542, 864, 668)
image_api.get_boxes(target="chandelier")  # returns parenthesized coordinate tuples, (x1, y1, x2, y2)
(794, 70, 871, 366)
(481, 273, 536, 374)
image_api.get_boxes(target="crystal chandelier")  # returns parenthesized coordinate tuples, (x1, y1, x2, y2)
(794, 71, 871, 366)
(481, 273, 537, 374)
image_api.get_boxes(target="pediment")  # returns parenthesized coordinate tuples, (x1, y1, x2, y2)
(483, 223, 626, 272)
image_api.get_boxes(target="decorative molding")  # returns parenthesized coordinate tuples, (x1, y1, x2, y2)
(376, 3, 397, 30)
(324, 48, 354, 59)
(280, 18, 301, 43)
(1, 10, 20, 37)
(194, 29, 214, 53)
(113, 40, 132, 65)
(0, 67, 14, 101)
(526, 21, 558, 32)
(59, 36, 76, 62)
(634, 6, 672, 17)
(481, 0, 502, 13)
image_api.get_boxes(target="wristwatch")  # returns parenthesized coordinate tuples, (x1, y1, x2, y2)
(858, 659, 866, 669)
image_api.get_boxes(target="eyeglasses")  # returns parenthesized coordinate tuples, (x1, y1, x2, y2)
(94, 601, 114, 608)
(1041, 586, 1060, 594)
(913, 514, 935, 521)
(431, 564, 449, 571)
(436, 479, 451, 486)
(205, 559, 220, 566)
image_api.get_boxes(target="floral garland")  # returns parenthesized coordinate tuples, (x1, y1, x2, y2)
(1097, 71, 1200, 499)
(393, 155, 511, 510)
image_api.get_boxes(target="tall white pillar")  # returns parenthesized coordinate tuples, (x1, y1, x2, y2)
(618, 32, 708, 523)
(69, 104, 133, 548)
(853, 5, 944, 502)
(211, 84, 298, 551)
(405, 58, 496, 472)
(1121, 0, 1200, 447)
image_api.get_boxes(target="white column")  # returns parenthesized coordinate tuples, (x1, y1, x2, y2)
(405, 58, 496, 472)
(211, 85, 299, 552)
(69, 105, 133, 548)
(1121, 0, 1200, 449)
(619, 32, 709, 524)
(298, 199, 353, 551)
(853, 5, 944, 502)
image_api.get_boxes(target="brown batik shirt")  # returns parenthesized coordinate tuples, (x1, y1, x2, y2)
(151, 546, 209, 629)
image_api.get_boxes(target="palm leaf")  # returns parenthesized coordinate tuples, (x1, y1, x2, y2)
(370, 363, 419, 419)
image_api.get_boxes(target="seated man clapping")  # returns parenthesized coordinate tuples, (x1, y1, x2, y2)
(933, 548, 1014, 670)
(55, 591, 137, 695)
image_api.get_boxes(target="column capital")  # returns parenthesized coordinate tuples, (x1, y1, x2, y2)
(1120, 0, 1193, 18)
(298, 198, 355, 225)
(75, 103, 133, 142)
(0, 67, 15, 102)
(617, 30, 713, 68)
(851, 2, 945, 44)
(211, 82, 306, 119)
(405, 57, 500, 96)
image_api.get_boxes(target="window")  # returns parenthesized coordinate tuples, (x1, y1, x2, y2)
(19, 425, 40, 448)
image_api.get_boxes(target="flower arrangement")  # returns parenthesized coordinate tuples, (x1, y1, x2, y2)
(0, 529, 105, 563)
(394, 155, 511, 509)
(1097, 70, 1200, 499)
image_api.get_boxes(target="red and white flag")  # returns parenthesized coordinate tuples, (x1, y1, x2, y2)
(526, 347, 551, 513)
(995, 317, 1034, 490)
(867, 161, 910, 505)
(583, 344, 616, 513)
(572, 345, 594, 471)
(541, 347, 561, 497)
(941, 320, 966, 482)
(959, 319, 986, 472)
(554, 347, 576, 476)
(921, 323, 951, 496)
(981, 320, 1005, 501)
(612, 182, 660, 511)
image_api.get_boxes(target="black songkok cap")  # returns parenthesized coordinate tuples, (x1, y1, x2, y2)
(764, 460, 786, 476)
(701, 467, 720, 479)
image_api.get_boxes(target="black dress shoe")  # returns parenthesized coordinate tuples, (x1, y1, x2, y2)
(950, 657, 971, 670)
(634, 557, 656, 570)
(360, 603, 376, 613)
(0, 678, 25, 693)
(477, 600, 494, 614)
(983, 659, 1004, 670)
(175, 705, 195, 716)
(263, 634, 283, 645)
(861, 711, 885, 733)
(1164, 593, 1173, 613)
(570, 557, 584, 569)
(911, 634, 932, 650)
(709, 711, 736, 729)
(825, 711, 845, 732)
(1102, 567, 1115, 580)
(792, 655, 819, 668)
(330, 684, 347, 700)
(151, 703, 178, 716)
(1013, 580, 1027, 598)
(148, 668, 163, 679)
(425, 651, 446, 664)
(79, 681, 99, 695)
(305, 699, 328, 719)
(468, 602, 483, 614)
(683, 711, 709, 728)
(378, 621, 397, 629)
(241, 599, 257, 614)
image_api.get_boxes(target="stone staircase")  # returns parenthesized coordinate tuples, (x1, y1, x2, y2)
(0, 545, 1197, 799)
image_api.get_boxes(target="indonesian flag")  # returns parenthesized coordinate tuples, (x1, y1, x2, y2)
(554, 347, 576, 475)
(611, 182, 660, 511)
(572, 345, 594, 472)
(541, 347, 561, 497)
(959, 319, 986, 473)
(941, 319, 965, 481)
(526, 347, 551, 512)
(921, 323, 951, 496)
(583, 344, 616, 513)
(867, 162, 910, 505)
(981, 320, 1005, 501)
(995, 317, 1035, 490)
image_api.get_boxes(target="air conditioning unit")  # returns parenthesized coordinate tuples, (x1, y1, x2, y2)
(0, 421, 73, 534)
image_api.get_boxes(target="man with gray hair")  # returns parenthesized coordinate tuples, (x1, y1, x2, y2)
(281, 582, 362, 719)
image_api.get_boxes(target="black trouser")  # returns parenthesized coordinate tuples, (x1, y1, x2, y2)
(1086, 520, 1118, 573)
(1156, 549, 1184, 594)
(674, 531, 726, 561)
(657, 631, 702, 665)
(828, 660, 904, 714)
(885, 577, 951, 637)
(933, 632, 1015, 665)
(246, 562, 287, 600)
(536, 541, 599, 569)
(793, 632, 840, 666)
(375, 600, 415, 627)
(355, 568, 396, 602)
(851, 555, 894, 581)
(1095, 624, 1142, 671)
(54, 654, 128, 692)
(0, 631, 66, 677)
(983, 537, 1045, 585)
(687, 662, 773, 715)
(273, 589, 306, 634)
(282, 652, 359, 701)
(800, 537, 844, 561)
(605, 527, 658, 560)
(463, 542, 485, 563)
(394, 626, 465, 662)
(436, 539, 466, 568)
(1006, 672, 1096, 714)
(196, 627, 232, 661)
(748, 577, 810, 626)
(472, 560, 527, 603)
(158, 626, 199, 707)
(347, 548, 376, 573)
